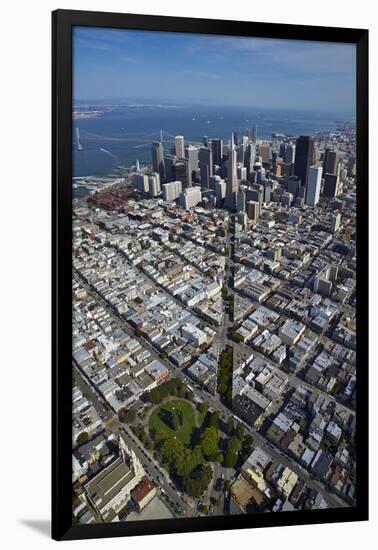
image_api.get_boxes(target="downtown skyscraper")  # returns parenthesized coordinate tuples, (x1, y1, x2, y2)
(225, 134, 238, 210)
(294, 136, 314, 188)
(152, 141, 165, 183)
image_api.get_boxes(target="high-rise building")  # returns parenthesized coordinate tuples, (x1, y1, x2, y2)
(287, 175, 301, 197)
(180, 186, 202, 210)
(246, 185, 264, 207)
(175, 135, 185, 158)
(281, 192, 293, 207)
(323, 173, 339, 198)
(252, 125, 257, 144)
(244, 144, 256, 175)
(174, 158, 191, 189)
(259, 143, 271, 163)
(198, 147, 213, 189)
(237, 164, 247, 181)
(211, 138, 223, 167)
(294, 136, 315, 187)
(247, 200, 259, 224)
(262, 180, 272, 203)
(148, 173, 161, 197)
(347, 155, 356, 177)
(151, 141, 165, 183)
(331, 212, 341, 234)
(215, 179, 226, 203)
(323, 149, 339, 175)
(285, 144, 296, 164)
(133, 173, 149, 193)
(237, 144, 245, 163)
(164, 154, 176, 182)
(209, 174, 221, 191)
(186, 145, 199, 180)
(162, 180, 182, 202)
(225, 134, 238, 210)
(306, 165, 323, 207)
(236, 186, 247, 212)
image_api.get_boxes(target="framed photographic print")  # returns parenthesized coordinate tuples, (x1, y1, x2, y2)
(52, 9, 369, 541)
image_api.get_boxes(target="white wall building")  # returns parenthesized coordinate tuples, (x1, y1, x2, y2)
(306, 165, 323, 207)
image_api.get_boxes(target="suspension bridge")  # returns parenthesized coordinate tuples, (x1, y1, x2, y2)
(74, 128, 203, 151)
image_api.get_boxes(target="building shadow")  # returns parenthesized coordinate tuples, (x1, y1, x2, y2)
(20, 519, 50, 538)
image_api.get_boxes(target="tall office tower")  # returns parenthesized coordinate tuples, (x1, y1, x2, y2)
(248, 171, 257, 184)
(133, 173, 149, 193)
(237, 164, 247, 181)
(256, 168, 266, 184)
(285, 144, 296, 164)
(306, 165, 323, 207)
(331, 212, 341, 234)
(164, 154, 176, 182)
(186, 145, 199, 179)
(175, 158, 192, 189)
(175, 135, 185, 158)
(148, 173, 161, 197)
(294, 136, 314, 187)
(244, 143, 256, 175)
(152, 141, 165, 183)
(135, 159, 141, 172)
(347, 155, 356, 177)
(259, 143, 271, 163)
(198, 147, 213, 188)
(211, 138, 223, 167)
(278, 162, 294, 177)
(225, 134, 238, 210)
(209, 174, 221, 191)
(281, 192, 293, 207)
(237, 144, 245, 163)
(279, 143, 287, 158)
(247, 200, 259, 224)
(287, 175, 301, 197)
(162, 180, 182, 202)
(203, 136, 208, 147)
(252, 125, 257, 144)
(262, 180, 272, 203)
(180, 186, 202, 210)
(246, 185, 263, 207)
(236, 186, 247, 212)
(233, 133, 239, 146)
(215, 179, 226, 203)
(323, 173, 339, 198)
(323, 148, 339, 175)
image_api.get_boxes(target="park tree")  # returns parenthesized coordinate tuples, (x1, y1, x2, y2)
(176, 445, 203, 477)
(226, 416, 235, 436)
(77, 431, 89, 445)
(224, 452, 237, 469)
(182, 465, 212, 498)
(159, 438, 185, 473)
(199, 402, 209, 416)
(200, 426, 220, 461)
(235, 422, 245, 439)
(208, 411, 220, 429)
(123, 408, 137, 423)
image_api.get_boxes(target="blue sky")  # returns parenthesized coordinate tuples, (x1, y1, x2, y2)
(73, 26, 356, 114)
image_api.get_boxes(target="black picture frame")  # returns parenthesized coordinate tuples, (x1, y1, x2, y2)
(52, 9, 369, 541)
